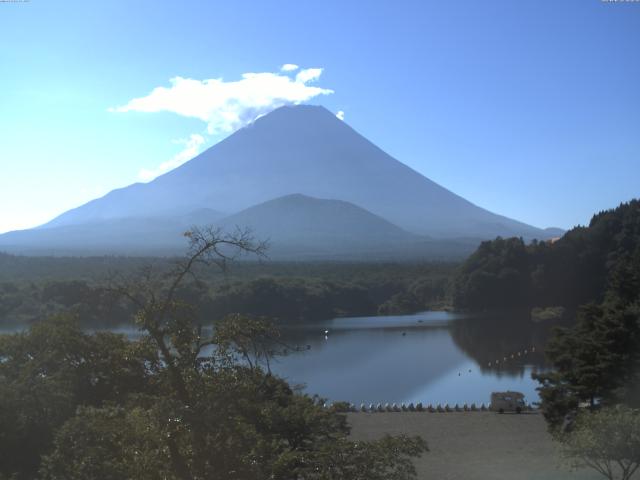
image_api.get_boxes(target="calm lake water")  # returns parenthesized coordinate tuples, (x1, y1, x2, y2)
(271, 311, 550, 406)
(1, 311, 551, 407)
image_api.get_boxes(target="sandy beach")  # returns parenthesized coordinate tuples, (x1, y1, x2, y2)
(348, 411, 607, 480)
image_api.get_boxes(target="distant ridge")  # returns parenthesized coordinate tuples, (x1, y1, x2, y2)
(216, 193, 416, 256)
(0, 210, 223, 256)
(221, 194, 412, 240)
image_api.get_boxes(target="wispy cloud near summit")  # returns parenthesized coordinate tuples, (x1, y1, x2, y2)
(109, 65, 333, 181)
(109, 67, 333, 135)
(138, 134, 205, 182)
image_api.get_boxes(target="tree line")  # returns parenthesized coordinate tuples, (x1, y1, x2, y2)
(0, 262, 453, 328)
(452, 199, 640, 311)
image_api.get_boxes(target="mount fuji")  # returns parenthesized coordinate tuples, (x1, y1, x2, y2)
(0, 105, 559, 258)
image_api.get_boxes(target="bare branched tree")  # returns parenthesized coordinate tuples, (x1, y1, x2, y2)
(106, 226, 267, 479)
(109, 226, 267, 372)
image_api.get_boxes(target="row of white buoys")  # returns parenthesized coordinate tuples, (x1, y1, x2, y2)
(362, 402, 423, 412)
(349, 402, 536, 413)
(487, 346, 537, 367)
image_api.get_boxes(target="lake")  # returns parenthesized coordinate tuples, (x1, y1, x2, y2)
(271, 311, 550, 407)
(0, 311, 552, 407)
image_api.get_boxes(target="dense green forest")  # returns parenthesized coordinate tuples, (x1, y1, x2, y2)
(499, 201, 640, 437)
(0, 228, 428, 480)
(449, 200, 640, 436)
(0, 257, 454, 328)
(452, 199, 640, 311)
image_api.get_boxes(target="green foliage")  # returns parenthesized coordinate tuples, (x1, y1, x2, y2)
(0, 259, 456, 327)
(0, 279, 133, 328)
(213, 312, 284, 374)
(40, 406, 171, 480)
(298, 434, 428, 480)
(452, 202, 640, 431)
(377, 276, 449, 314)
(561, 406, 640, 480)
(1, 312, 428, 480)
(207, 277, 376, 321)
(452, 237, 532, 309)
(534, 303, 640, 430)
(0, 229, 427, 479)
(453, 199, 640, 311)
(0, 316, 155, 479)
(532, 226, 640, 430)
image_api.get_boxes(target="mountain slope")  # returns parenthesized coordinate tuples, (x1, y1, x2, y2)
(40, 105, 552, 239)
(215, 194, 480, 260)
(217, 193, 415, 254)
(0, 194, 479, 259)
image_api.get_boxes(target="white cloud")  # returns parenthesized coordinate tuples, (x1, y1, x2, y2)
(110, 67, 333, 135)
(336, 110, 345, 121)
(138, 134, 205, 182)
(280, 63, 299, 72)
(295, 67, 323, 84)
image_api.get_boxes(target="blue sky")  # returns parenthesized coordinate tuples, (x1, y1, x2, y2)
(1, 0, 638, 234)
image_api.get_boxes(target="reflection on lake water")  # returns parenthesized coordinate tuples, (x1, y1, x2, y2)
(0, 311, 554, 406)
(272, 311, 552, 406)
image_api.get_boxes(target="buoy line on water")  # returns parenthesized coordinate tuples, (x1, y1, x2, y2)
(486, 346, 537, 368)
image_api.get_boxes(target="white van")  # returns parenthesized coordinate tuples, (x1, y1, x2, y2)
(490, 391, 526, 413)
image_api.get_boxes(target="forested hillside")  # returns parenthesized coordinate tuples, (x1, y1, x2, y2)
(0, 258, 454, 327)
(450, 200, 640, 432)
(452, 200, 640, 311)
